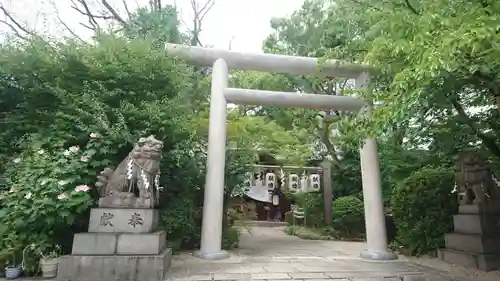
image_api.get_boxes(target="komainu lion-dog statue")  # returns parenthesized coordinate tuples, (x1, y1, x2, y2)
(95, 135, 163, 208)
(455, 151, 500, 205)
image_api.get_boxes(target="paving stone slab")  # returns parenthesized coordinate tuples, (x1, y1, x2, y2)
(166, 273, 252, 281)
(302, 279, 350, 281)
(296, 267, 345, 273)
(213, 273, 252, 280)
(221, 265, 267, 273)
(352, 279, 400, 281)
(250, 273, 291, 279)
(297, 279, 349, 281)
(167, 274, 212, 280)
(263, 264, 300, 272)
(325, 272, 399, 279)
(400, 275, 428, 281)
(288, 272, 331, 279)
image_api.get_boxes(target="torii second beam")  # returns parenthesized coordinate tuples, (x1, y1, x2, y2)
(224, 88, 365, 111)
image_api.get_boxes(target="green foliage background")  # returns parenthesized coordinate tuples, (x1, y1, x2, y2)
(1, 0, 499, 270)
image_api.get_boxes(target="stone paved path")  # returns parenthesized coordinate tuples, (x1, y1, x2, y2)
(165, 226, 472, 281)
(2, 226, 496, 281)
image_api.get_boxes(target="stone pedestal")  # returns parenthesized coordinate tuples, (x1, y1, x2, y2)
(57, 208, 172, 281)
(438, 204, 500, 271)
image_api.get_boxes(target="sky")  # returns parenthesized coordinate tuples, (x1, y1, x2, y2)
(0, 0, 305, 52)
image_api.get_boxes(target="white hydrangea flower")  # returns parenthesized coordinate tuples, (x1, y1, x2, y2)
(57, 193, 68, 200)
(69, 146, 80, 153)
(58, 180, 68, 186)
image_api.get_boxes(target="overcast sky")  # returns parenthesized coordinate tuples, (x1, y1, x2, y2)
(0, 0, 305, 52)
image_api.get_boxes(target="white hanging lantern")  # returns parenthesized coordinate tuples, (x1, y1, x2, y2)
(272, 194, 279, 206)
(309, 174, 320, 192)
(288, 173, 299, 193)
(265, 172, 276, 192)
(300, 173, 309, 193)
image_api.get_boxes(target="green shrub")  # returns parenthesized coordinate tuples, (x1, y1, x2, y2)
(390, 166, 456, 256)
(284, 211, 293, 225)
(284, 225, 335, 240)
(332, 196, 365, 237)
(160, 197, 202, 253)
(292, 192, 324, 227)
(222, 227, 240, 250)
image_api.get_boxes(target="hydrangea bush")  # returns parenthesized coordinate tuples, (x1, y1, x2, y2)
(0, 133, 107, 254)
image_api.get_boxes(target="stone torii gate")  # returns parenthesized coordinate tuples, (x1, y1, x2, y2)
(165, 43, 396, 261)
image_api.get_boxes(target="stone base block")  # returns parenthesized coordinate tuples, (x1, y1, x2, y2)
(459, 203, 500, 214)
(99, 193, 155, 209)
(445, 233, 500, 254)
(117, 231, 166, 255)
(88, 208, 159, 233)
(57, 248, 172, 281)
(72, 231, 166, 255)
(453, 213, 500, 235)
(72, 233, 117, 255)
(438, 248, 500, 271)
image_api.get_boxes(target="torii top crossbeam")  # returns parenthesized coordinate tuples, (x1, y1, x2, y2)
(165, 43, 371, 79)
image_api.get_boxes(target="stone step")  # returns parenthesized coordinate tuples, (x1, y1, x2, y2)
(444, 232, 500, 254)
(438, 248, 500, 271)
(58, 248, 172, 281)
(72, 231, 166, 255)
(452, 213, 500, 235)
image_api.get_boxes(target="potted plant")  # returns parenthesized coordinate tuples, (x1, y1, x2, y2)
(4, 253, 22, 280)
(37, 245, 61, 278)
(1, 236, 24, 280)
(29, 243, 61, 278)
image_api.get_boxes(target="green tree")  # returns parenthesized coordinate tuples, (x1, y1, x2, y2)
(324, 0, 500, 156)
(262, 0, 368, 163)
(123, 6, 188, 45)
(191, 107, 312, 165)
